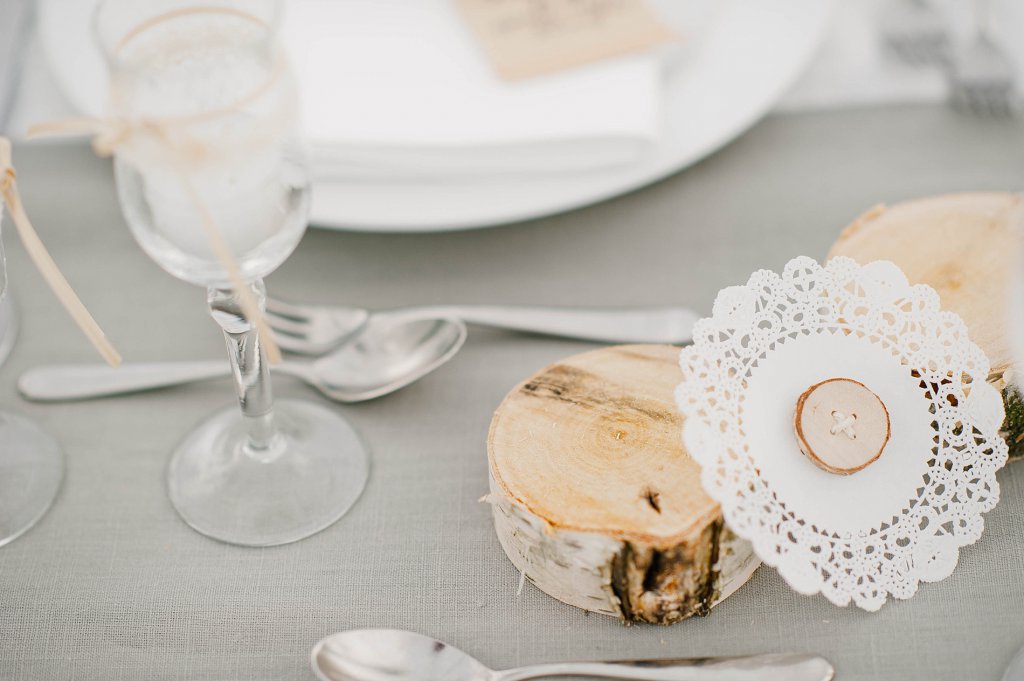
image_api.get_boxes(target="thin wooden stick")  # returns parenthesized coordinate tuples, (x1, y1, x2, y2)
(0, 137, 121, 367)
(26, 117, 106, 139)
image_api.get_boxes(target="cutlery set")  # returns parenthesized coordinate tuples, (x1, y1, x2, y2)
(19, 299, 698, 403)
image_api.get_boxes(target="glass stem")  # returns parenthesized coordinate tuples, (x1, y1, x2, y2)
(0, 221, 8, 302)
(207, 280, 282, 462)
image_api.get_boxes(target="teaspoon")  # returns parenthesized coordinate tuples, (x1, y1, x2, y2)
(18, 317, 466, 403)
(311, 629, 834, 681)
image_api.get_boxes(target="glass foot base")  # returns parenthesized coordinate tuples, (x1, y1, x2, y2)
(167, 398, 369, 547)
(0, 411, 64, 548)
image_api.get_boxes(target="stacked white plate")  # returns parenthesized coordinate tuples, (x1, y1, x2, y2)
(37, 0, 831, 232)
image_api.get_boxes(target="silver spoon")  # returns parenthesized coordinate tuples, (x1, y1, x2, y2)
(311, 629, 834, 681)
(18, 318, 467, 403)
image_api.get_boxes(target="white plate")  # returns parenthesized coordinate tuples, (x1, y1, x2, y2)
(38, 0, 831, 232)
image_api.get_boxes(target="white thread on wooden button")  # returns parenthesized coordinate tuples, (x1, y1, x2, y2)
(794, 378, 890, 475)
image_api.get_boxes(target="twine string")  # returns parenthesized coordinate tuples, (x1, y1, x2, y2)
(830, 410, 858, 439)
(0, 137, 122, 367)
(26, 63, 289, 365)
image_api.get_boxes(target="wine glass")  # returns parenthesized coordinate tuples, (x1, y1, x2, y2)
(0, 218, 64, 547)
(94, 0, 369, 546)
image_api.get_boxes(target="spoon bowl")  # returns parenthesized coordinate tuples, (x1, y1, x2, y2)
(313, 629, 488, 681)
(296, 316, 467, 401)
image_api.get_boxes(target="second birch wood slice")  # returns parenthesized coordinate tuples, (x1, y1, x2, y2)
(828, 192, 1024, 459)
(487, 345, 759, 625)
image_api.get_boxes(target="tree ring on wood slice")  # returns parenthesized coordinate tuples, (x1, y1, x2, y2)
(486, 345, 759, 625)
(794, 378, 890, 475)
(828, 192, 1024, 460)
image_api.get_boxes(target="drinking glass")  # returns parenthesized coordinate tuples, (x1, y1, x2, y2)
(94, 0, 368, 546)
(0, 220, 64, 547)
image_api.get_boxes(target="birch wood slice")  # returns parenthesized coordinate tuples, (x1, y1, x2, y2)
(487, 345, 759, 625)
(828, 192, 1024, 459)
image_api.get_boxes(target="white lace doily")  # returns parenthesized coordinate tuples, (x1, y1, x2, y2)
(675, 256, 1008, 611)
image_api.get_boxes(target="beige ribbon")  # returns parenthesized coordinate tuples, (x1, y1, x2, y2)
(0, 137, 122, 367)
(23, 5, 292, 365)
(829, 410, 858, 439)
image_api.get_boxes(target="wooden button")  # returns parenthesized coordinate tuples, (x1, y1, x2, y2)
(794, 378, 890, 475)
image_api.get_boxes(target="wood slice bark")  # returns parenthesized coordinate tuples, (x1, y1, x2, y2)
(828, 192, 1024, 459)
(487, 345, 759, 625)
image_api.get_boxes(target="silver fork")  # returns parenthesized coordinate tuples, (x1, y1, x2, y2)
(264, 297, 698, 356)
(946, 0, 1019, 115)
(880, 0, 950, 67)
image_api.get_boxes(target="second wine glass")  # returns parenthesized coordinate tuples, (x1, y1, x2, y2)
(95, 0, 369, 546)
(0, 212, 64, 547)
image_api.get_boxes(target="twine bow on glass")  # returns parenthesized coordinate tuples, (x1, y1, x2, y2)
(26, 101, 285, 365)
(0, 137, 121, 367)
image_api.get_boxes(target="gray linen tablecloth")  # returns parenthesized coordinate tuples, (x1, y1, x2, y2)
(1, 105, 1022, 681)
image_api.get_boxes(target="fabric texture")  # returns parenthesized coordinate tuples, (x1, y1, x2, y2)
(0, 106, 1023, 680)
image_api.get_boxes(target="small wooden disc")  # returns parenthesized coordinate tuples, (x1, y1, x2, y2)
(794, 378, 890, 475)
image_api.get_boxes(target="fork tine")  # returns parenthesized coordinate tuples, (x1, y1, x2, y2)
(263, 307, 335, 355)
(979, 88, 995, 116)
(263, 308, 313, 336)
(992, 85, 1015, 115)
(972, 91, 989, 116)
(1000, 92, 1018, 116)
(268, 328, 320, 355)
(265, 296, 312, 322)
(979, 86, 1000, 116)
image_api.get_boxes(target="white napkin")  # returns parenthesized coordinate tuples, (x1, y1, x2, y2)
(284, 0, 663, 180)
